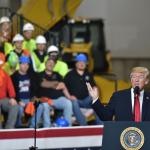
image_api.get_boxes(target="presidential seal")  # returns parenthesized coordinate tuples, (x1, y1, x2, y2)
(120, 127, 144, 150)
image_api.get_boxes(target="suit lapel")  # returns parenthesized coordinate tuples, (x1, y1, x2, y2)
(124, 89, 133, 120)
(142, 92, 150, 120)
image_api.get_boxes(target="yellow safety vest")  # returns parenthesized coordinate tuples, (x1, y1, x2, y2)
(23, 39, 36, 53)
(2, 62, 19, 76)
(32, 52, 68, 77)
(31, 52, 48, 72)
(4, 42, 14, 55)
(53, 60, 69, 78)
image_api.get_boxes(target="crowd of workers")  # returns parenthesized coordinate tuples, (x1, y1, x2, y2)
(0, 16, 101, 129)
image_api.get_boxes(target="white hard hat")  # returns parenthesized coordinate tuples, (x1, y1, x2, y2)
(23, 23, 34, 31)
(0, 16, 10, 24)
(13, 34, 24, 42)
(36, 35, 46, 44)
(47, 45, 59, 53)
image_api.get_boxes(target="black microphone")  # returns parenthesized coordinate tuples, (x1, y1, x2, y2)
(134, 86, 140, 95)
(133, 86, 140, 121)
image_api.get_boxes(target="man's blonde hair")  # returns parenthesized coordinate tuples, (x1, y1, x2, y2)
(131, 67, 149, 78)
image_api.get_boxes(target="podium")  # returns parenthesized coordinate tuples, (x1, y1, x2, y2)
(102, 121, 150, 150)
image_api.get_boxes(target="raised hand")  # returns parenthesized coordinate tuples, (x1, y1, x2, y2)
(86, 82, 99, 101)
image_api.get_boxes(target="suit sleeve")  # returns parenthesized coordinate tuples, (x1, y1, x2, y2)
(92, 93, 117, 121)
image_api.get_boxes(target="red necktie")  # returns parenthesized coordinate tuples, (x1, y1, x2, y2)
(134, 94, 141, 122)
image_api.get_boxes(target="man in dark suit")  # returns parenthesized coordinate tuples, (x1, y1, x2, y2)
(86, 66, 150, 121)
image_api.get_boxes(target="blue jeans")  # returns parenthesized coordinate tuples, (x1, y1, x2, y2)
(30, 102, 49, 128)
(30, 96, 73, 128)
(53, 96, 73, 126)
(16, 99, 29, 127)
(72, 96, 103, 125)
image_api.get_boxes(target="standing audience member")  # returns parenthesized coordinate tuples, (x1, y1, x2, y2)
(87, 67, 150, 121)
(0, 57, 18, 129)
(22, 23, 36, 53)
(8, 33, 34, 74)
(3, 51, 19, 75)
(64, 53, 102, 125)
(11, 34, 30, 57)
(0, 16, 13, 55)
(31, 35, 48, 72)
(30, 58, 73, 127)
(47, 45, 68, 77)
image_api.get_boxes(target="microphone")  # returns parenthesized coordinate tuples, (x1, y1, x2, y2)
(133, 86, 139, 121)
(133, 86, 141, 122)
(134, 86, 140, 95)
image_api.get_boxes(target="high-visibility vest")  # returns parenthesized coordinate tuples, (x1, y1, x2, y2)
(23, 39, 36, 53)
(4, 42, 14, 55)
(3, 50, 29, 75)
(53, 60, 69, 77)
(32, 51, 68, 76)
(2, 62, 19, 76)
(31, 52, 48, 72)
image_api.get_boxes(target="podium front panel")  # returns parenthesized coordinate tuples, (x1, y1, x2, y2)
(102, 121, 150, 150)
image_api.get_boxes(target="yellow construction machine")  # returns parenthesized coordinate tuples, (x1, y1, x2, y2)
(15, 0, 131, 104)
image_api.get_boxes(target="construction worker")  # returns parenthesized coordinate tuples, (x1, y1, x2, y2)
(22, 23, 36, 53)
(0, 56, 18, 129)
(11, 33, 30, 57)
(47, 45, 68, 77)
(4, 34, 25, 75)
(0, 16, 14, 55)
(7, 33, 34, 74)
(31, 35, 48, 72)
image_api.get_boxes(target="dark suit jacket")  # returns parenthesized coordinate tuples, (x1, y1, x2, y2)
(92, 88, 150, 121)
